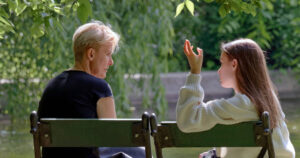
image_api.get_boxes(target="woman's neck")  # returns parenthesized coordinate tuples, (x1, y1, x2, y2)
(72, 61, 91, 74)
(233, 88, 241, 94)
(233, 83, 241, 94)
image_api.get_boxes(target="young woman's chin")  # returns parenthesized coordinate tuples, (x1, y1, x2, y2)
(220, 81, 231, 89)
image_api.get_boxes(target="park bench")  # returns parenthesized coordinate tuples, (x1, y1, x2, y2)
(30, 111, 275, 158)
(150, 111, 275, 158)
(30, 111, 152, 158)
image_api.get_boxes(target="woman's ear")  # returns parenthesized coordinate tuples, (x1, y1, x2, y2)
(232, 59, 238, 71)
(87, 48, 95, 61)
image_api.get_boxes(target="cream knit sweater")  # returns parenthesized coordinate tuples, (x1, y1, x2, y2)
(176, 73, 295, 158)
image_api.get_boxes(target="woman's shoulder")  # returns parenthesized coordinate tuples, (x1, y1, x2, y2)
(206, 93, 259, 121)
(221, 93, 254, 109)
(65, 70, 108, 84)
(233, 93, 252, 103)
(52, 70, 111, 93)
(205, 93, 256, 113)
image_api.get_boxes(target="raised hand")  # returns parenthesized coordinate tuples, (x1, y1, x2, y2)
(183, 39, 203, 74)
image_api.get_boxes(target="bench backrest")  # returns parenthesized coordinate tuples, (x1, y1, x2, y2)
(154, 121, 260, 147)
(30, 111, 275, 158)
(150, 112, 275, 158)
(30, 111, 152, 158)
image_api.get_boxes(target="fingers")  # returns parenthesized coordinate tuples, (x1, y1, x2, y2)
(197, 47, 203, 56)
(184, 40, 193, 56)
(184, 39, 203, 57)
(187, 41, 194, 55)
(183, 40, 189, 56)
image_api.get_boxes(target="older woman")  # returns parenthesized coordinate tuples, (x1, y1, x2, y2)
(38, 21, 124, 158)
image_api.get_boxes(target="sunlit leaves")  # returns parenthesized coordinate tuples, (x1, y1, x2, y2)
(0, 0, 6, 6)
(77, 0, 92, 23)
(0, 0, 78, 39)
(53, 7, 64, 15)
(0, 2, 13, 38)
(0, 16, 14, 38)
(185, 0, 194, 16)
(14, 1, 27, 16)
(204, 0, 214, 2)
(30, 23, 45, 38)
(262, 0, 274, 10)
(218, 4, 227, 17)
(175, 2, 184, 17)
(175, 0, 194, 17)
(175, 0, 271, 17)
(0, 16, 11, 27)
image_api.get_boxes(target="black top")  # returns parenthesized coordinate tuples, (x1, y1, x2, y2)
(38, 70, 112, 158)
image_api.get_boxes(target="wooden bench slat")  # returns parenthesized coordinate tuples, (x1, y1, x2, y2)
(158, 121, 259, 147)
(40, 119, 142, 147)
(150, 112, 274, 158)
(30, 111, 152, 158)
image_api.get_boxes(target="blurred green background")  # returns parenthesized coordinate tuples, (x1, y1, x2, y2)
(0, 0, 299, 157)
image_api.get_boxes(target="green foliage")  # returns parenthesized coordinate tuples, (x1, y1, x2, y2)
(0, 0, 299, 121)
(175, 2, 185, 17)
(90, 0, 175, 118)
(77, 0, 92, 23)
(0, 0, 68, 38)
(0, 0, 94, 39)
(0, 6, 75, 119)
(175, 0, 195, 17)
(170, 0, 300, 73)
(186, 0, 195, 16)
(0, 0, 78, 119)
(175, 0, 271, 17)
(0, 0, 174, 120)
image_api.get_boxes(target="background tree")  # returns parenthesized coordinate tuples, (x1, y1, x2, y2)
(1, 0, 299, 121)
(171, 0, 300, 72)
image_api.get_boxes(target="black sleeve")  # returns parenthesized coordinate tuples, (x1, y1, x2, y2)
(93, 80, 113, 100)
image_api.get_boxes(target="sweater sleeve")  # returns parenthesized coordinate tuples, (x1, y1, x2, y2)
(176, 73, 259, 133)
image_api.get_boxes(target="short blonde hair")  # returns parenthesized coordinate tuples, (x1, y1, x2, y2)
(72, 20, 120, 62)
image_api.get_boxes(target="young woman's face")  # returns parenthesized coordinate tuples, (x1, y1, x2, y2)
(217, 52, 236, 89)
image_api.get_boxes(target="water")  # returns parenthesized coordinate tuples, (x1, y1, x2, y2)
(0, 120, 33, 158)
(0, 99, 299, 158)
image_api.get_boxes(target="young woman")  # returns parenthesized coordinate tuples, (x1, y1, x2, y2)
(176, 39, 295, 158)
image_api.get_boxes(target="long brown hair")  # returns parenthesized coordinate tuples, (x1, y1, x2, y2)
(221, 38, 282, 129)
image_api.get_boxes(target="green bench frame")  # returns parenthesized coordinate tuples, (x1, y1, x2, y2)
(150, 111, 275, 158)
(30, 111, 152, 158)
(30, 111, 275, 158)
